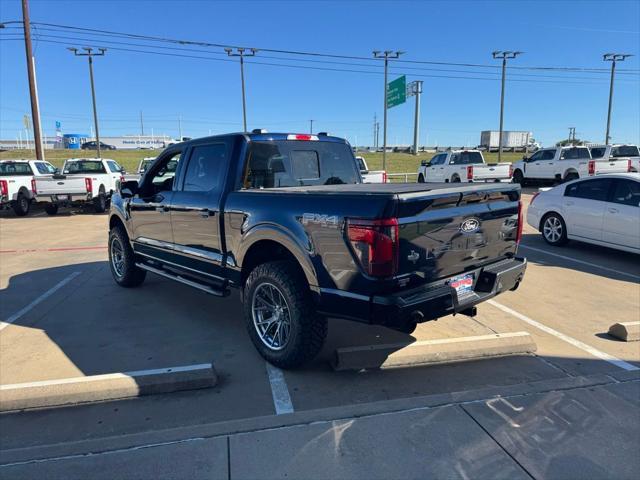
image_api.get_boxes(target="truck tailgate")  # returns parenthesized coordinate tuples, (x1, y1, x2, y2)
(35, 175, 88, 195)
(594, 158, 633, 175)
(395, 185, 520, 281)
(471, 163, 512, 181)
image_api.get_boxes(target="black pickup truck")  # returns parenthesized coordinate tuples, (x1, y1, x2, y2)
(109, 131, 526, 367)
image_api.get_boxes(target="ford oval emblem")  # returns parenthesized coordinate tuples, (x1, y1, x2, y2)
(460, 218, 480, 233)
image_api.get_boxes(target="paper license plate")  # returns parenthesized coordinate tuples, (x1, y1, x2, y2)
(448, 273, 474, 296)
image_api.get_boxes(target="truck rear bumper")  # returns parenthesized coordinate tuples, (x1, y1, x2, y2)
(317, 257, 527, 328)
(35, 193, 92, 203)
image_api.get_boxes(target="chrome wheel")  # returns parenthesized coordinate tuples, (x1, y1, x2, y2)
(110, 237, 125, 277)
(252, 282, 291, 351)
(543, 216, 563, 243)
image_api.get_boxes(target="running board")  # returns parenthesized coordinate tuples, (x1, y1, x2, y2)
(135, 262, 229, 297)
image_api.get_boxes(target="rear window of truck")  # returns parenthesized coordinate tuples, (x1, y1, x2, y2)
(611, 146, 640, 157)
(450, 152, 484, 165)
(242, 141, 359, 189)
(63, 161, 107, 174)
(0, 163, 33, 175)
(560, 147, 590, 160)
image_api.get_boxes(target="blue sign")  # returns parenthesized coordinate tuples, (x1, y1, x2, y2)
(55, 121, 61, 129)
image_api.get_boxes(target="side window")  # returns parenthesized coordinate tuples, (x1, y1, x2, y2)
(145, 151, 182, 193)
(450, 154, 462, 165)
(528, 151, 543, 162)
(565, 178, 613, 201)
(429, 154, 441, 166)
(183, 144, 228, 193)
(541, 150, 556, 160)
(35, 162, 55, 174)
(610, 180, 640, 207)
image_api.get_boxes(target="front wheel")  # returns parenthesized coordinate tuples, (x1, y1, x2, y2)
(109, 226, 147, 287)
(44, 203, 59, 215)
(541, 213, 568, 246)
(243, 261, 327, 369)
(12, 194, 30, 216)
(93, 187, 107, 213)
(513, 169, 525, 185)
(418, 174, 425, 183)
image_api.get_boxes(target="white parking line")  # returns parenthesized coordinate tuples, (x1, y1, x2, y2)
(0, 271, 82, 332)
(488, 300, 639, 371)
(519, 244, 640, 281)
(265, 362, 294, 415)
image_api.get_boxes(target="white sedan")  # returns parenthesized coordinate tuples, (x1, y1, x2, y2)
(527, 173, 639, 254)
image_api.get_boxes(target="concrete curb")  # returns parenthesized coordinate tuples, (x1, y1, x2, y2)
(0, 372, 617, 467)
(0, 363, 217, 413)
(608, 322, 640, 342)
(332, 331, 537, 371)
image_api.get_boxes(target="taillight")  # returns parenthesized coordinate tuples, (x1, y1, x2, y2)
(530, 192, 540, 205)
(85, 177, 93, 193)
(382, 171, 388, 183)
(0, 180, 7, 197)
(516, 201, 523, 245)
(347, 218, 399, 277)
(467, 165, 474, 181)
(120, 175, 125, 184)
(628, 159, 633, 172)
(508, 163, 513, 178)
(31, 178, 37, 195)
(588, 160, 595, 176)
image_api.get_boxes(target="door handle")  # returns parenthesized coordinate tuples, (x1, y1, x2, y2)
(535, 163, 540, 165)
(608, 207, 619, 214)
(565, 201, 574, 206)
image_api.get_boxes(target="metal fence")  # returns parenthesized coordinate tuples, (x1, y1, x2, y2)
(386, 172, 418, 183)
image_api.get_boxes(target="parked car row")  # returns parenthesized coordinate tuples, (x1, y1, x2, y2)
(0, 157, 126, 216)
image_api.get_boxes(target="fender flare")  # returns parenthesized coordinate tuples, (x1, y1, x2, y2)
(236, 224, 319, 288)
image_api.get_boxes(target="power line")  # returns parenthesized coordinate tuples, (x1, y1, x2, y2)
(2, 20, 638, 73)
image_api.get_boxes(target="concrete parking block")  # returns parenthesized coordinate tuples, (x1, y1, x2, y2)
(608, 322, 640, 342)
(0, 363, 217, 412)
(332, 331, 536, 371)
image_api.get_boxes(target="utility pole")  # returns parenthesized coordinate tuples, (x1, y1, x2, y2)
(69, 47, 106, 158)
(21, 0, 44, 160)
(568, 127, 576, 145)
(373, 113, 377, 149)
(603, 53, 632, 145)
(178, 115, 182, 139)
(373, 50, 403, 171)
(225, 48, 257, 132)
(309, 119, 314, 134)
(492, 51, 523, 162)
(376, 122, 380, 149)
(407, 80, 423, 155)
(140, 110, 144, 136)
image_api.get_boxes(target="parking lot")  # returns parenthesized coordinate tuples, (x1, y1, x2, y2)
(1, 190, 639, 478)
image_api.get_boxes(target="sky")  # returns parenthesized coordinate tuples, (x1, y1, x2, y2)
(0, 0, 639, 147)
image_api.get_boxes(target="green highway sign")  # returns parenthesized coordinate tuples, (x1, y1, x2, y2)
(387, 75, 406, 109)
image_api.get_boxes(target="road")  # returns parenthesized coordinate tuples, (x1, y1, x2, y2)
(0, 192, 638, 479)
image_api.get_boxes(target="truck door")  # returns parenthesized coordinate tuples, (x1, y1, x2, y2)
(428, 153, 446, 181)
(169, 140, 232, 283)
(522, 150, 545, 179)
(603, 179, 640, 250)
(130, 148, 182, 258)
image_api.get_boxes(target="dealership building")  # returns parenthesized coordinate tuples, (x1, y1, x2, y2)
(1, 134, 172, 150)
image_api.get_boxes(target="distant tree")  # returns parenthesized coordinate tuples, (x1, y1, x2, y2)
(556, 138, 587, 146)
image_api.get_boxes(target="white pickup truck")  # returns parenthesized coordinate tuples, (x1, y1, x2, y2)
(589, 144, 639, 173)
(355, 156, 387, 183)
(511, 146, 633, 185)
(417, 150, 512, 183)
(34, 158, 125, 215)
(0, 159, 57, 216)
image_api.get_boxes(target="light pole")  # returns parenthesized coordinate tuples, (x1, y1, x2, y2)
(373, 50, 403, 171)
(603, 53, 632, 145)
(407, 80, 423, 155)
(69, 47, 106, 158)
(492, 51, 522, 162)
(309, 119, 314, 134)
(225, 47, 257, 132)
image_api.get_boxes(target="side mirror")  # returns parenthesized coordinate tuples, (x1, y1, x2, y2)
(420, 160, 428, 167)
(120, 180, 138, 198)
(522, 155, 527, 161)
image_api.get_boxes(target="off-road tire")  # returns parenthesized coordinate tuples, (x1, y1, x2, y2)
(109, 226, 146, 287)
(243, 260, 327, 369)
(94, 186, 107, 213)
(12, 193, 30, 216)
(44, 203, 59, 215)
